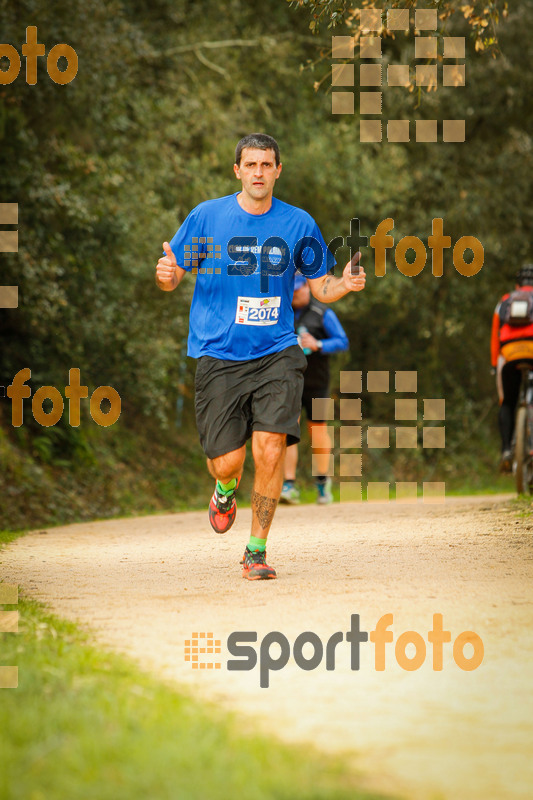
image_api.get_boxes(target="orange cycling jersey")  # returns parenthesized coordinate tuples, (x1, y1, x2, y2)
(491, 285, 533, 366)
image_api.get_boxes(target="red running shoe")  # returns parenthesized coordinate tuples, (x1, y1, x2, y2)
(242, 547, 277, 580)
(209, 479, 239, 534)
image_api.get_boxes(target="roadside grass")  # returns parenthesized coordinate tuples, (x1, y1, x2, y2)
(0, 529, 25, 547)
(510, 495, 533, 518)
(0, 592, 397, 800)
(443, 478, 515, 496)
(291, 479, 515, 506)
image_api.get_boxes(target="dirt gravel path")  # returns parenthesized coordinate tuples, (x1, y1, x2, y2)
(2, 494, 532, 800)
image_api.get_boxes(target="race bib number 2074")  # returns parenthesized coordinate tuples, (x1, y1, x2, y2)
(235, 296, 281, 326)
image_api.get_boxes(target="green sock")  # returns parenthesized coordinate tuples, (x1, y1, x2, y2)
(248, 535, 267, 552)
(217, 478, 237, 495)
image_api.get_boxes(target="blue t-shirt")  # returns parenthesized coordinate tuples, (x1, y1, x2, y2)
(168, 193, 334, 361)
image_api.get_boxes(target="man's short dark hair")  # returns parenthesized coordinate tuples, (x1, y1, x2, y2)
(235, 133, 280, 167)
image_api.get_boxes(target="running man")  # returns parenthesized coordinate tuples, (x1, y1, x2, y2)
(281, 274, 349, 505)
(155, 133, 366, 580)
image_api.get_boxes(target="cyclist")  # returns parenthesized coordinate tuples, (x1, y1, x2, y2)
(281, 274, 349, 504)
(491, 263, 533, 472)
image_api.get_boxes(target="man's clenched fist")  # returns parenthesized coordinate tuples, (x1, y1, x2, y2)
(156, 241, 178, 290)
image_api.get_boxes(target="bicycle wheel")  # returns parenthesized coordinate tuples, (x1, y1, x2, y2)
(515, 406, 533, 494)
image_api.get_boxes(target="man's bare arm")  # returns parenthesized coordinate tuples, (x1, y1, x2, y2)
(155, 241, 187, 292)
(308, 252, 366, 303)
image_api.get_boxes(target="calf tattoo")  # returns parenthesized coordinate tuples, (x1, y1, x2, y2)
(251, 490, 278, 530)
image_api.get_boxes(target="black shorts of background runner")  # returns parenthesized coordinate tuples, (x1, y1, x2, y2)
(195, 344, 307, 459)
(301, 382, 330, 423)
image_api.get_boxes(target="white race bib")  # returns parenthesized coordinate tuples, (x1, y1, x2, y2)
(235, 296, 281, 326)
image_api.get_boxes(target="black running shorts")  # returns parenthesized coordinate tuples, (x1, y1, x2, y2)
(194, 344, 307, 459)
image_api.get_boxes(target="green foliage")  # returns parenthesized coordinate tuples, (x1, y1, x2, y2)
(289, 0, 508, 52)
(0, 405, 217, 530)
(0, 0, 530, 524)
(288, 2, 532, 479)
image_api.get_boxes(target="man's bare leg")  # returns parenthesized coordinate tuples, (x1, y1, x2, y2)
(284, 443, 299, 481)
(307, 421, 332, 475)
(250, 431, 287, 540)
(240, 431, 286, 579)
(207, 444, 246, 484)
(308, 421, 333, 503)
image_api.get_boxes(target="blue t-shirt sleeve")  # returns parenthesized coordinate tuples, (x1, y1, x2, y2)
(295, 220, 335, 279)
(167, 207, 204, 272)
(321, 308, 349, 354)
